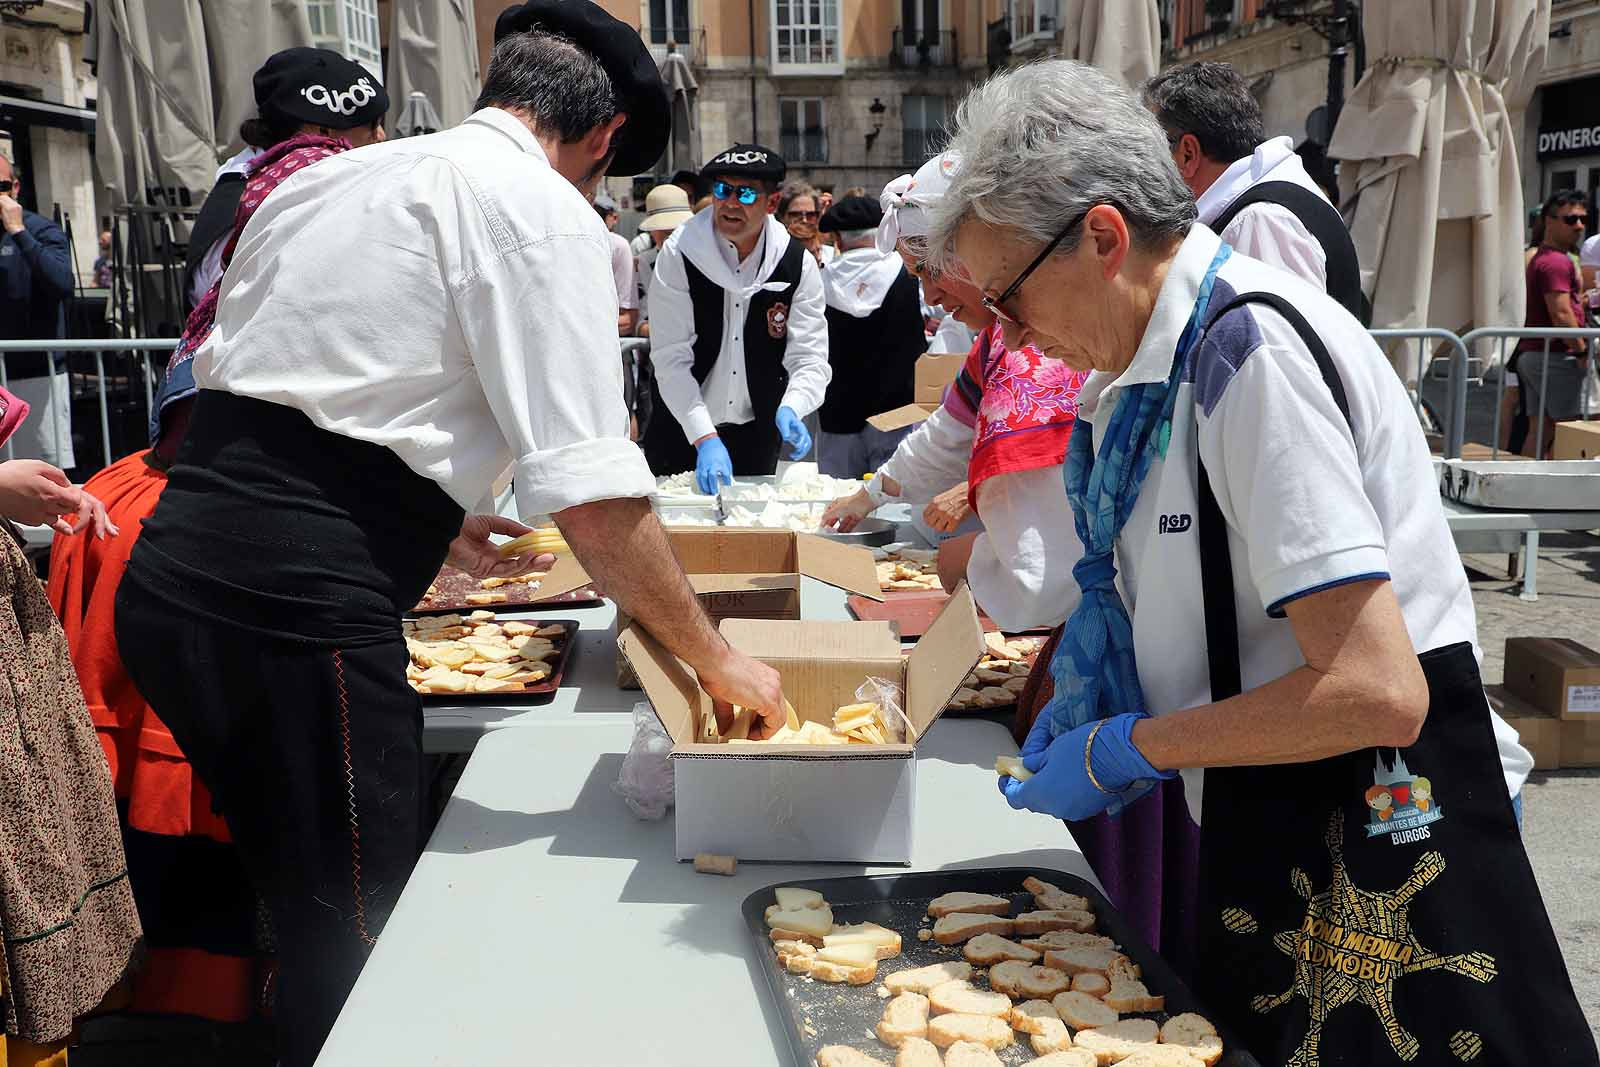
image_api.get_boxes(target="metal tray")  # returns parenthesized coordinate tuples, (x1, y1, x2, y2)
(814, 517, 897, 546)
(410, 564, 602, 615)
(742, 866, 1261, 1067)
(415, 619, 578, 704)
(1440, 459, 1600, 511)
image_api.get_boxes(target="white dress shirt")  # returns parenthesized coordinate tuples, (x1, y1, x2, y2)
(195, 107, 654, 520)
(649, 211, 830, 443)
(1195, 135, 1331, 289)
(608, 231, 638, 311)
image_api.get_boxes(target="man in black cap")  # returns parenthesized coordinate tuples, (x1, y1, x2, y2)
(115, 7, 784, 1064)
(642, 143, 830, 491)
(814, 194, 926, 477)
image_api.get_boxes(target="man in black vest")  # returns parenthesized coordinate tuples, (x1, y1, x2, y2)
(815, 195, 925, 477)
(643, 144, 830, 492)
(1142, 61, 1368, 323)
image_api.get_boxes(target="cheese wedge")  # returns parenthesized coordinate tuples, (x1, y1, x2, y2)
(824, 922, 902, 957)
(817, 942, 879, 968)
(764, 904, 833, 938)
(783, 696, 802, 731)
(772, 886, 827, 910)
(995, 756, 1034, 781)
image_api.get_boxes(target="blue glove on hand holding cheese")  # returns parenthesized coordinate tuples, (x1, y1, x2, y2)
(775, 406, 811, 461)
(999, 712, 1174, 821)
(694, 436, 733, 496)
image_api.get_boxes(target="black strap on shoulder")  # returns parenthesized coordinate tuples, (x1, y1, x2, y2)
(1196, 291, 1353, 703)
(1210, 180, 1370, 326)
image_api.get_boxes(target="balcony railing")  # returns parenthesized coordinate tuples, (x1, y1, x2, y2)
(891, 28, 957, 69)
(647, 26, 707, 67)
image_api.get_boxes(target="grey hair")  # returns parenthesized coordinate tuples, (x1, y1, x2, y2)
(837, 228, 877, 247)
(926, 60, 1196, 274)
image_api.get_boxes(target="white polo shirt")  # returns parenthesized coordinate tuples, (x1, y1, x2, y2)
(1076, 226, 1532, 823)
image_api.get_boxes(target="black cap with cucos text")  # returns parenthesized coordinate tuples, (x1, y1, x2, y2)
(494, 0, 671, 176)
(254, 47, 389, 130)
(819, 194, 882, 233)
(703, 144, 786, 185)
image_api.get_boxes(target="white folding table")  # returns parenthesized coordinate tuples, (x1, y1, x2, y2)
(1441, 498, 1598, 601)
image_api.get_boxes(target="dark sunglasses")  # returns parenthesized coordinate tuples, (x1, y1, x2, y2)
(712, 180, 762, 206)
(1558, 213, 1588, 226)
(982, 206, 1093, 326)
(786, 209, 819, 221)
(0, 180, 12, 194)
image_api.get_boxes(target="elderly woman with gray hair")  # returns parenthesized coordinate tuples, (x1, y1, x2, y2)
(931, 61, 1594, 1064)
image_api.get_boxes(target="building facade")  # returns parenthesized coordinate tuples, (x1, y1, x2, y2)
(0, 0, 99, 285)
(1521, 2, 1600, 216)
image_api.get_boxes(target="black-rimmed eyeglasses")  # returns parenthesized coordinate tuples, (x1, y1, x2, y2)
(981, 207, 1092, 326)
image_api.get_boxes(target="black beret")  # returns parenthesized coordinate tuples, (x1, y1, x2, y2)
(494, 1, 670, 176)
(703, 143, 786, 184)
(254, 47, 388, 131)
(819, 194, 882, 233)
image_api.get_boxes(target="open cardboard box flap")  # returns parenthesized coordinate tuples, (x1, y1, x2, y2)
(617, 583, 983, 752)
(867, 403, 937, 433)
(535, 529, 881, 602)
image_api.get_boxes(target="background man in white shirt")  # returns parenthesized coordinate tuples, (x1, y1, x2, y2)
(595, 191, 639, 335)
(1143, 61, 1368, 322)
(642, 144, 831, 493)
(114, 9, 784, 1064)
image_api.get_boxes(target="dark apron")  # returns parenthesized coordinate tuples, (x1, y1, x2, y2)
(1192, 293, 1597, 1067)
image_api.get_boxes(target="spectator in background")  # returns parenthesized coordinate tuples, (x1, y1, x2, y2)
(595, 192, 639, 334)
(778, 180, 834, 268)
(93, 229, 114, 288)
(0, 152, 76, 472)
(631, 184, 695, 441)
(670, 167, 700, 203)
(1516, 189, 1590, 456)
(815, 195, 925, 477)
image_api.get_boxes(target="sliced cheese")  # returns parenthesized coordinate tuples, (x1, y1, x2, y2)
(824, 922, 901, 951)
(764, 905, 834, 937)
(995, 756, 1034, 781)
(816, 942, 878, 967)
(773, 887, 827, 911)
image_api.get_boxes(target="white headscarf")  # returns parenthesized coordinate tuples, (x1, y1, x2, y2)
(876, 151, 962, 255)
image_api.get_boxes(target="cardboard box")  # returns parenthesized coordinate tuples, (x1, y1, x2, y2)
(618, 583, 985, 863)
(1552, 420, 1600, 460)
(867, 402, 939, 433)
(1485, 685, 1562, 770)
(1559, 719, 1600, 768)
(540, 529, 885, 687)
(914, 353, 965, 405)
(1502, 637, 1600, 720)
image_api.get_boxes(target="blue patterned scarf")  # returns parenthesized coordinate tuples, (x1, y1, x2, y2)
(1043, 243, 1231, 814)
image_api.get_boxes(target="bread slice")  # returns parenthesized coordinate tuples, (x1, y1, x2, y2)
(1160, 1013, 1224, 1066)
(772, 940, 816, 966)
(816, 1046, 888, 1067)
(943, 1041, 1004, 1067)
(805, 957, 878, 985)
(926, 1013, 1014, 1050)
(826, 922, 903, 959)
(1022, 930, 1118, 953)
(1104, 978, 1165, 1013)
(1052, 990, 1120, 1029)
(1023, 877, 1093, 914)
(1042, 946, 1130, 977)
(1106, 955, 1143, 983)
(987, 961, 1069, 999)
(961, 933, 1039, 965)
(1030, 1018, 1075, 1055)
(932, 913, 1014, 945)
(769, 927, 826, 948)
(1014, 910, 1097, 935)
(1007, 999, 1061, 1035)
(883, 961, 973, 995)
(1031, 1053, 1098, 1067)
(1073, 1019, 1161, 1064)
(875, 992, 930, 1049)
(1070, 972, 1110, 997)
(927, 892, 1011, 918)
(1109, 1050, 1205, 1067)
(893, 1037, 943, 1067)
(927, 980, 1010, 1018)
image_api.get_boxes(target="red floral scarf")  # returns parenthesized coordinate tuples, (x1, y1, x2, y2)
(939, 323, 1086, 510)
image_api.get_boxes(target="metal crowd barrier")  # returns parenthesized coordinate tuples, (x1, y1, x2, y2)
(1458, 327, 1600, 460)
(1369, 328, 1471, 459)
(0, 338, 178, 469)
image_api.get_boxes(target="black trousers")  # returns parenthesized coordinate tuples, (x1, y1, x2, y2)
(115, 582, 424, 1067)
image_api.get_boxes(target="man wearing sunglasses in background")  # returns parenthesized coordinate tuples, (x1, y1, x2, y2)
(642, 143, 830, 491)
(1516, 189, 1591, 456)
(0, 152, 77, 470)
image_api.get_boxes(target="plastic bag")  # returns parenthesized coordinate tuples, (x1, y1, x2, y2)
(857, 676, 913, 744)
(612, 702, 675, 820)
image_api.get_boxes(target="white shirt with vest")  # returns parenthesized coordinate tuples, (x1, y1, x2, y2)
(194, 107, 654, 520)
(648, 210, 830, 443)
(1085, 225, 1531, 824)
(1196, 135, 1332, 291)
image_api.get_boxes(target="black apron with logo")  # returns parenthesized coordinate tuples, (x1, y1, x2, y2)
(1192, 293, 1596, 1066)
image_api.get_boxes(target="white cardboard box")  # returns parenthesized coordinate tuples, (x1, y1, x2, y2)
(618, 583, 984, 864)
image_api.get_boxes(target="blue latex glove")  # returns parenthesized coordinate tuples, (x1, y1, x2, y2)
(998, 712, 1174, 821)
(775, 406, 812, 460)
(694, 436, 733, 495)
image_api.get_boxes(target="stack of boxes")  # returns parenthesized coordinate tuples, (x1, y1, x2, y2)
(1488, 637, 1600, 769)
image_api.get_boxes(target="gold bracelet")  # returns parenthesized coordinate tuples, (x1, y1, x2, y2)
(1084, 719, 1112, 794)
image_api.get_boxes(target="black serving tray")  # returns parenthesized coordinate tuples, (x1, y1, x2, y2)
(741, 866, 1262, 1067)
